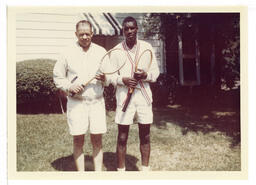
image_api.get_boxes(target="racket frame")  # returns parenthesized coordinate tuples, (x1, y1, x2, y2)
(70, 48, 126, 97)
(122, 49, 153, 112)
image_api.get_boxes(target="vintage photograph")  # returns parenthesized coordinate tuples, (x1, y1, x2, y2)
(9, 7, 246, 179)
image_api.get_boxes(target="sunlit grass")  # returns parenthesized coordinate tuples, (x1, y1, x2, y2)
(17, 109, 240, 171)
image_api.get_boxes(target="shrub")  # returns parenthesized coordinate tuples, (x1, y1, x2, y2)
(104, 74, 178, 110)
(103, 84, 116, 111)
(16, 59, 60, 113)
(151, 74, 177, 107)
(16, 59, 177, 113)
(16, 59, 116, 113)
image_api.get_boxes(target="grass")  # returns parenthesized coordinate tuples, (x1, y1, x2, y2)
(17, 103, 240, 171)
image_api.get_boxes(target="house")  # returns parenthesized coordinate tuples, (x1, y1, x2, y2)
(16, 12, 166, 73)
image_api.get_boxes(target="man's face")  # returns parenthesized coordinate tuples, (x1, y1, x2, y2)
(76, 23, 93, 49)
(123, 21, 138, 43)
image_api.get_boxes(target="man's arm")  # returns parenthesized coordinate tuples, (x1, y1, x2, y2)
(53, 55, 77, 94)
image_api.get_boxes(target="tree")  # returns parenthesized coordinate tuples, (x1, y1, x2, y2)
(142, 13, 240, 90)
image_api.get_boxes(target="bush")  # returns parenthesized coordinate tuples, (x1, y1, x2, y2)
(151, 74, 177, 107)
(16, 59, 176, 113)
(16, 59, 60, 113)
(103, 84, 116, 111)
(221, 38, 240, 89)
(16, 58, 116, 113)
(104, 74, 178, 110)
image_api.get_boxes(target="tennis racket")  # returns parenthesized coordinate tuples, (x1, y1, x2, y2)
(122, 49, 153, 112)
(70, 48, 127, 97)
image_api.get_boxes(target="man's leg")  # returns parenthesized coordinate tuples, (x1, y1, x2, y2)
(73, 134, 85, 171)
(90, 134, 103, 171)
(116, 124, 130, 170)
(138, 123, 151, 170)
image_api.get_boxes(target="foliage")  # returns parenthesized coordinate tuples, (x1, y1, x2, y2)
(105, 74, 178, 109)
(142, 13, 194, 39)
(142, 13, 240, 89)
(142, 13, 163, 39)
(220, 16, 240, 88)
(150, 74, 177, 106)
(16, 59, 60, 113)
(103, 84, 116, 111)
(221, 39, 240, 88)
(16, 59, 117, 113)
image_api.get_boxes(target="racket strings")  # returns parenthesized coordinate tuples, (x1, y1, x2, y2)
(100, 49, 127, 74)
(135, 49, 153, 73)
(81, 48, 127, 87)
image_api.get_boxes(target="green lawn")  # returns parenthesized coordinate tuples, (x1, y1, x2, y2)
(16, 105, 241, 171)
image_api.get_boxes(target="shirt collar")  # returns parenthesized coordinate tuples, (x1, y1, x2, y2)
(124, 39, 138, 54)
(76, 41, 93, 52)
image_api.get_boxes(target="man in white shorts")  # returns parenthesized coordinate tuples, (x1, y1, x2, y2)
(111, 16, 160, 171)
(53, 20, 107, 171)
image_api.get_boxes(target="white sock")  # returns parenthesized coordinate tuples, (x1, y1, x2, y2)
(117, 167, 126, 171)
(141, 165, 150, 171)
(93, 149, 103, 171)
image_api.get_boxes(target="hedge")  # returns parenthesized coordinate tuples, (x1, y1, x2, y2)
(16, 59, 176, 114)
(16, 59, 60, 113)
(16, 59, 116, 113)
(151, 74, 177, 106)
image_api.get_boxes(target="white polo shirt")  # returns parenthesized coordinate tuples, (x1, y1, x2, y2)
(53, 42, 107, 100)
(112, 40, 160, 106)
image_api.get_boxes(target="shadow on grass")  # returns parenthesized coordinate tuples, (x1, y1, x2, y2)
(153, 88, 240, 146)
(51, 152, 139, 171)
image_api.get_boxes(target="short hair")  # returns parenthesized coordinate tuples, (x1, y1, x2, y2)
(76, 20, 92, 31)
(122, 16, 138, 27)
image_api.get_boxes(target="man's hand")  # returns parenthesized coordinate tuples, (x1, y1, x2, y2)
(122, 77, 138, 88)
(133, 69, 147, 81)
(68, 84, 84, 95)
(95, 73, 106, 82)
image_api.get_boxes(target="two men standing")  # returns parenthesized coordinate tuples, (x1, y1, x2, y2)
(53, 16, 159, 171)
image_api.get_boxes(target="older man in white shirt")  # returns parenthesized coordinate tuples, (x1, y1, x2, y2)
(53, 20, 107, 171)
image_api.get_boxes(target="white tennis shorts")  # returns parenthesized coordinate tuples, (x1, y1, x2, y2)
(66, 97, 107, 135)
(115, 103, 153, 125)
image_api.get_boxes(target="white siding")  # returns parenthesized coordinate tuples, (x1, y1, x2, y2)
(16, 12, 83, 62)
(16, 12, 166, 74)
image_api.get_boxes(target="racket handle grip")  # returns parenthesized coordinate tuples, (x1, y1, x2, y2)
(69, 84, 85, 97)
(70, 92, 75, 97)
(122, 88, 134, 112)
